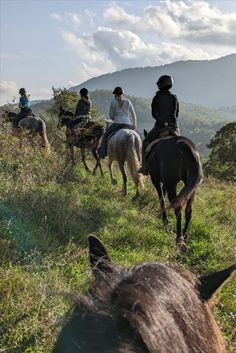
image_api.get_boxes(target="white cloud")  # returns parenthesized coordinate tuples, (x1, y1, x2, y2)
(0, 81, 18, 105)
(66, 12, 81, 25)
(104, 0, 236, 47)
(0, 81, 18, 95)
(50, 13, 62, 21)
(62, 27, 211, 81)
(50, 12, 81, 27)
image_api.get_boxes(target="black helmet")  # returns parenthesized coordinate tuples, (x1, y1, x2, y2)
(156, 75, 173, 90)
(79, 88, 89, 97)
(19, 88, 26, 94)
(113, 86, 124, 95)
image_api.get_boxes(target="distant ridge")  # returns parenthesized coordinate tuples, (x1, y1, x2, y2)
(71, 54, 236, 109)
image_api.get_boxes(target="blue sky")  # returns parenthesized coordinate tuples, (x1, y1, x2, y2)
(1, 0, 236, 104)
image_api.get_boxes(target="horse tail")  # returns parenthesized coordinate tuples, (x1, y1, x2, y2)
(171, 141, 203, 209)
(38, 119, 50, 149)
(126, 133, 144, 189)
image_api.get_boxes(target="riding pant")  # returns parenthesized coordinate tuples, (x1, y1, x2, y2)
(12, 108, 33, 128)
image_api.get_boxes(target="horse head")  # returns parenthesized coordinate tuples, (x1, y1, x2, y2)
(58, 106, 74, 128)
(53, 235, 235, 353)
(1, 109, 17, 123)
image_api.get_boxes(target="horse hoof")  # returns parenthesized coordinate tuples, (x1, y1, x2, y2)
(111, 179, 117, 185)
(176, 239, 188, 254)
(132, 193, 141, 201)
(163, 218, 169, 226)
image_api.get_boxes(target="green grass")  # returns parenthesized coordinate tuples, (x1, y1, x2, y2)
(0, 134, 235, 352)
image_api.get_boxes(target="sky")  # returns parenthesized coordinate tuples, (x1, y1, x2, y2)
(1, 0, 236, 105)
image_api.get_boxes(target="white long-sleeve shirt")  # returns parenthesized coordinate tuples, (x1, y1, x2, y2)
(109, 98, 137, 127)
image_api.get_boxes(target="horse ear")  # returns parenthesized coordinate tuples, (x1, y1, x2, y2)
(198, 264, 236, 301)
(88, 235, 114, 276)
(144, 129, 148, 137)
(60, 106, 63, 112)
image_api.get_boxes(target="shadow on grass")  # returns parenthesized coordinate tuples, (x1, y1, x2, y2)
(0, 185, 108, 262)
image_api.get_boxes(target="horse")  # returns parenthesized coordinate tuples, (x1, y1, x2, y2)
(1, 110, 50, 148)
(107, 127, 143, 199)
(58, 107, 104, 175)
(144, 130, 203, 250)
(53, 235, 236, 353)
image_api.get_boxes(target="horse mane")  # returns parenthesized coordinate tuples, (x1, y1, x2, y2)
(54, 262, 225, 353)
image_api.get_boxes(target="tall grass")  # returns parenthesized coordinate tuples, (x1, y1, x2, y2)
(0, 133, 235, 353)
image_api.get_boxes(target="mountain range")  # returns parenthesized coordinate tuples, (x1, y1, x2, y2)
(71, 54, 236, 109)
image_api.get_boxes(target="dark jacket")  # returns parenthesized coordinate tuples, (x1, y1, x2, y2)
(151, 90, 179, 128)
(75, 98, 91, 117)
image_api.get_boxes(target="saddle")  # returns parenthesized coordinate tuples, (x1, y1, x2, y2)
(67, 122, 104, 145)
(107, 125, 133, 143)
(145, 127, 179, 156)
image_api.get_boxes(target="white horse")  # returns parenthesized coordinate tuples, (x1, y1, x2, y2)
(2, 110, 50, 149)
(107, 129, 143, 198)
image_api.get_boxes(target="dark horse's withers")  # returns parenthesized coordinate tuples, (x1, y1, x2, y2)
(145, 132, 203, 250)
(53, 236, 235, 353)
(58, 107, 104, 175)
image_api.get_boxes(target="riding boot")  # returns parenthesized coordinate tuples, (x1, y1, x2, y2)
(138, 146, 148, 175)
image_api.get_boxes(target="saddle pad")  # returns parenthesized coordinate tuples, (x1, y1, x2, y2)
(145, 136, 173, 155)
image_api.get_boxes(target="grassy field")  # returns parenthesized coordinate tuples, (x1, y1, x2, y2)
(0, 133, 235, 353)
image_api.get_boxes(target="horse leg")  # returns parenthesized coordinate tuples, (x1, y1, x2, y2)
(81, 148, 91, 173)
(166, 184, 185, 249)
(119, 161, 127, 196)
(108, 160, 117, 185)
(183, 193, 195, 241)
(67, 145, 75, 165)
(151, 177, 168, 224)
(91, 148, 103, 176)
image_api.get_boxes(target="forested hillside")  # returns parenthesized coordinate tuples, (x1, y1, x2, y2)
(71, 54, 236, 108)
(90, 90, 236, 156)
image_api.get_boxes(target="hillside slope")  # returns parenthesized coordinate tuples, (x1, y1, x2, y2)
(0, 135, 235, 352)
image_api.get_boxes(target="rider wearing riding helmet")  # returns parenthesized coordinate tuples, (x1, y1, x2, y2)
(12, 88, 33, 130)
(98, 86, 137, 159)
(139, 75, 180, 175)
(73, 88, 92, 128)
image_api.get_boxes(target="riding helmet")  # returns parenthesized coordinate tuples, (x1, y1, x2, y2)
(79, 88, 89, 97)
(113, 87, 124, 95)
(156, 75, 173, 90)
(19, 88, 26, 94)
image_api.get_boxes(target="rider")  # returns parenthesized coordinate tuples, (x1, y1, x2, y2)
(98, 87, 137, 159)
(12, 88, 33, 132)
(73, 88, 92, 128)
(138, 75, 180, 175)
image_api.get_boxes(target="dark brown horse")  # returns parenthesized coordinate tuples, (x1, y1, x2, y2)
(53, 235, 235, 353)
(144, 131, 203, 250)
(58, 107, 104, 175)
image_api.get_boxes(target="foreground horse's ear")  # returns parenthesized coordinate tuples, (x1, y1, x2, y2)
(144, 129, 148, 137)
(198, 264, 236, 301)
(59, 106, 63, 112)
(88, 235, 114, 275)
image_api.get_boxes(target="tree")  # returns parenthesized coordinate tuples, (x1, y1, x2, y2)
(51, 86, 79, 112)
(204, 122, 236, 181)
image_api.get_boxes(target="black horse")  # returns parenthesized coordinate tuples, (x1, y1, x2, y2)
(53, 235, 236, 353)
(144, 131, 203, 250)
(58, 107, 104, 175)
